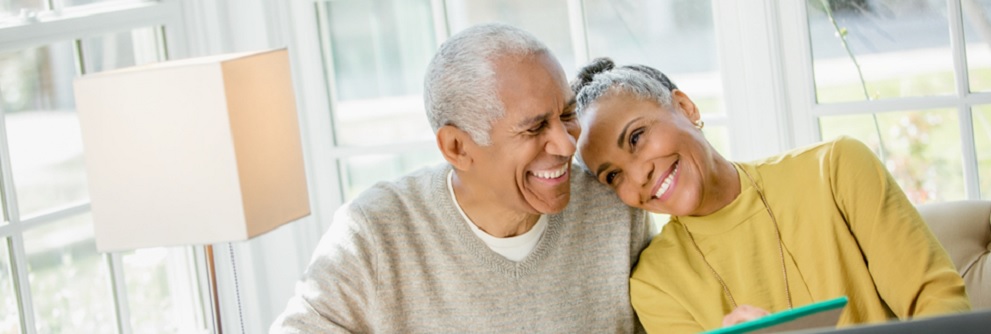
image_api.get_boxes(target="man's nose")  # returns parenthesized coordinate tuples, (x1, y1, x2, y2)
(546, 119, 577, 157)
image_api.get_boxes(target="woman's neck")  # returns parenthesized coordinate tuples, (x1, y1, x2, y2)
(692, 155, 741, 217)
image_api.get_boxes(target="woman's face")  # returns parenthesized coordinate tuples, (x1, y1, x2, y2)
(577, 90, 714, 216)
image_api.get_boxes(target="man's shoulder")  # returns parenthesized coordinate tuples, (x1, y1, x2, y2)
(568, 163, 619, 203)
(350, 163, 450, 209)
(564, 163, 645, 223)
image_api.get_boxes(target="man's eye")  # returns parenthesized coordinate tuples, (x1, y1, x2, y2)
(528, 121, 548, 133)
(561, 111, 576, 122)
(605, 171, 619, 185)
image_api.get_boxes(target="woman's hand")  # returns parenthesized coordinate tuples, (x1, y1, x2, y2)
(722, 305, 770, 327)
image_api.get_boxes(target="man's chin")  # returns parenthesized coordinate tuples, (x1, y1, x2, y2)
(526, 191, 571, 214)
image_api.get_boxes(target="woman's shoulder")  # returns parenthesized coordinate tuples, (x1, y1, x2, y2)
(750, 136, 874, 171)
(636, 223, 693, 270)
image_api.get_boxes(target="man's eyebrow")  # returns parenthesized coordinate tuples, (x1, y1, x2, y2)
(564, 98, 576, 110)
(516, 112, 551, 129)
(617, 117, 642, 148)
(595, 162, 613, 180)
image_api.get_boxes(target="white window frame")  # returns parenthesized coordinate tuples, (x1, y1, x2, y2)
(0, 1, 209, 333)
(776, 0, 984, 200)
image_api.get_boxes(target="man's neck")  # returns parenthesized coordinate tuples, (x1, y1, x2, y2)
(451, 171, 541, 238)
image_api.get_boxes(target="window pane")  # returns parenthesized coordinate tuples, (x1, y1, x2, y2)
(320, 0, 436, 146)
(334, 96, 435, 147)
(1, 178, 6, 226)
(122, 247, 204, 333)
(446, 0, 576, 73)
(57, 0, 151, 8)
(583, 0, 723, 114)
(340, 149, 444, 200)
(0, 0, 46, 21)
(702, 124, 731, 158)
(0, 43, 88, 218)
(807, 0, 955, 103)
(819, 109, 965, 204)
(972, 106, 991, 199)
(80, 27, 162, 74)
(0, 238, 20, 333)
(24, 213, 116, 333)
(963, 0, 991, 93)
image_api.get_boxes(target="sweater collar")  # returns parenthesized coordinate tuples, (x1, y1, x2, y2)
(674, 163, 766, 235)
(438, 165, 562, 278)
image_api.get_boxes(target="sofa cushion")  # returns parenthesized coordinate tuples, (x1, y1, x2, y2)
(916, 200, 991, 310)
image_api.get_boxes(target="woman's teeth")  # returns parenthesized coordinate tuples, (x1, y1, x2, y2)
(654, 163, 678, 198)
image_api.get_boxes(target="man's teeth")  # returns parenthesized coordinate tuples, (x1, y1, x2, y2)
(534, 164, 568, 179)
(654, 164, 678, 198)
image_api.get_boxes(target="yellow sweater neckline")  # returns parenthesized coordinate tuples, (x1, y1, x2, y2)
(674, 163, 766, 235)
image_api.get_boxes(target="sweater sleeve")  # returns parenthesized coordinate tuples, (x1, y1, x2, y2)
(828, 137, 970, 318)
(630, 276, 704, 334)
(270, 203, 378, 333)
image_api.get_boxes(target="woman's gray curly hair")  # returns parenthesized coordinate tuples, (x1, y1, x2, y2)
(570, 58, 680, 173)
(571, 58, 679, 118)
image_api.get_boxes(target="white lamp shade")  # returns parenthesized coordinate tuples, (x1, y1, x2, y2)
(74, 48, 310, 252)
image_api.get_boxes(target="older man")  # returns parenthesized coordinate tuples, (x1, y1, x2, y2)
(271, 23, 652, 333)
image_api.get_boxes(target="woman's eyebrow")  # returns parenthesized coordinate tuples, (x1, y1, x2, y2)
(617, 117, 643, 147)
(595, 162, 614, 180)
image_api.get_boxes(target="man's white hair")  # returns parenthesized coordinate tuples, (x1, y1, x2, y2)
(423, 23, 550, 146)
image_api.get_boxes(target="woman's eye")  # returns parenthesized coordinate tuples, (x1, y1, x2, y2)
(630, 129, 643, 148)
(605, 171, 618, 185)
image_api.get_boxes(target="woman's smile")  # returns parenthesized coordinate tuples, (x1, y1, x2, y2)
(650, 160, 679, 202)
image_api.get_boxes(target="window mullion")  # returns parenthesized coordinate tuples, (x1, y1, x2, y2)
(429, 0, 450, 48)
(777, 0, 820, 147)
(9, 234, 37, 334)
(949, 0, 969, 98)
(566, 0, 589, 69)
(948, 0, 982, 199)
(0, 65, 35, 333)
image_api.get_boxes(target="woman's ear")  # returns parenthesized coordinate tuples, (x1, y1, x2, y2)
(436, 125, 474, 171)
(672, 89, 700, 124)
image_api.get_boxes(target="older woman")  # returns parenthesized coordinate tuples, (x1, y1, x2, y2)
(571, 58, 970, 333)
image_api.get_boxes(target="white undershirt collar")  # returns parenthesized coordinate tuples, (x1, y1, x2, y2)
(447, 170, 547, 262)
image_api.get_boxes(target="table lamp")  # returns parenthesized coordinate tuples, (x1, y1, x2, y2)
(73, 48, 310, 333)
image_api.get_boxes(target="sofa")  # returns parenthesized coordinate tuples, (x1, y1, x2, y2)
(916, 200, 991, 309)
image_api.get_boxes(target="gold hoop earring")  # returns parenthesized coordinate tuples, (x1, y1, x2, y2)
(694, 119, 705, 130)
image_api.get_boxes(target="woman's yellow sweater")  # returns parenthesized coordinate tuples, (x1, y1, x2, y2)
(630, 137, 970, 333)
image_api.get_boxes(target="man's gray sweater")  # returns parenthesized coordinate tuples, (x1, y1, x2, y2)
(271, 163, 651, 333)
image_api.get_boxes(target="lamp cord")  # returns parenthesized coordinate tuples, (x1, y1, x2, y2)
(229, 243, 246, 334)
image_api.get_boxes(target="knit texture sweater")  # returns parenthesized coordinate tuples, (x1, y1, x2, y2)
(271, 163, 652, 333)
(631, 137, 970, 333)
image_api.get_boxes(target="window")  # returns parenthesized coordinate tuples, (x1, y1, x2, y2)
(314, 0, 728, 203)
(783, 0, 988, 203)
(0, 1, 207, 332)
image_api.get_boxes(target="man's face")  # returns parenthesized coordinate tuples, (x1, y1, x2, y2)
(465, 52, 579, 215)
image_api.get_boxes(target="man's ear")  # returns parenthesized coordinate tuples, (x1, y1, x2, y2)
(672, 89, 700, 123)
(436, 125, 474, 170)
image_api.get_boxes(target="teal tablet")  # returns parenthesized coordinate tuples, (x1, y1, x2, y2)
(704, 296, 849, 334)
